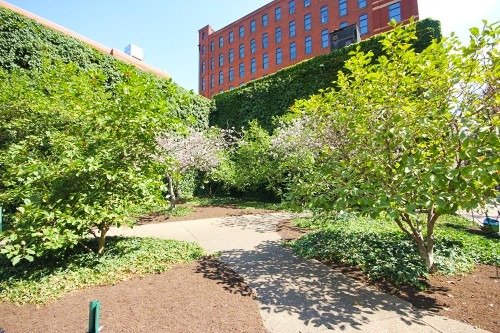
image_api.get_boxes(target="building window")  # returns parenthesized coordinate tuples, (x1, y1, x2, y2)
(275, 27, 282, 43)
(276, 47, 282, 64)
(290, 42, 297, 60)
(202, 61, 206, 74)
(389, 2, 401, 22)
(219, 71, 224, 84)
(262, 13, 269, 27)
(239, 44, 245, 58)
(359, 0, 367, 8)
(239, 63, 245, 78)
(289, 0, 296, 14)
(250, 20, 256, 33)
(210, 74, 214, 88)
(210, 41, 215, 51)
(359, 14, 368, 35)
(262, 33, 269, 49)
(339, 0, 347, 17)
(219, 36, 224, 48)
(340, 22, 348, 28)
(304, 13, 312, 31)
(263, 53, 269, 69)
(305, 36, 312, 54)
(201, 45, 206, 55)
(229, 67, 234, 82)
(239, 26, 245, 38)
(250, 39, 257, 54)
(321, 29, 329, 48)
(304, 0, 311, 7)
(320, 6, 328, 24)
(275, 7, 281, 20)
(251, 58, 257, 73)
(229, 31, 234, 43)
(210, 57, 214, 70)
(202, 32, 206, 40)
(219, 54, 224, 67)
(229, 49, 234, 63)
(289, 20, 296, 37)
(201, 78, 205, 91)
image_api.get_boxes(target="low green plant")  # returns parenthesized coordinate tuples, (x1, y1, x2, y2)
(290, 214, 499, 289)
(0, 237, 204, 304)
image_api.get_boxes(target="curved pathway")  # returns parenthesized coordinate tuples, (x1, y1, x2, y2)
(109, 213, 490, 333)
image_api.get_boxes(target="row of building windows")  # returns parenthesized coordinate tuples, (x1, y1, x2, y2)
(202, 10, 376, 74)
(202, 34, 329, 90)
(205, 0, 390, 52)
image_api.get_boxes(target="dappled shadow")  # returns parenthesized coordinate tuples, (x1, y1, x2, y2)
(217, 213, 298, 234)
(195, 257, 255, 298)
(213, 240, 435, 331)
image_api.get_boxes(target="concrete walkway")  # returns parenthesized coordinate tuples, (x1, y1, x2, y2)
(109, 213, 490, 333)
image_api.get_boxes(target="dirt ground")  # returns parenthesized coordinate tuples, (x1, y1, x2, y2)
(138, 205, 275, 225)
(277, 219, 500, 333)
(0, 258, 267, 333)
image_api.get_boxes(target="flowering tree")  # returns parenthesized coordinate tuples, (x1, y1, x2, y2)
(156, 128, 230, 209)
(278, 21, 499, 272)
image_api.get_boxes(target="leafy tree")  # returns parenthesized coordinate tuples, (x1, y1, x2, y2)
(279, 21, 499, 271)
(0, 61, 197, 263)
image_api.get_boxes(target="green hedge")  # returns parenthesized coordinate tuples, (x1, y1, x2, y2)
(211, 19, 441, 132)
(0, 6, 212, 127)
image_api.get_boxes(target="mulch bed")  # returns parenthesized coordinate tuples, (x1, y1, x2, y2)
(138, 205, 275, 225)
(277, 219, 500, 333)
(0, 258, 266, 333)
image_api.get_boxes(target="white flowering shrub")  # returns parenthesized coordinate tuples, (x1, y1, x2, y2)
(156, 127, 231, 208)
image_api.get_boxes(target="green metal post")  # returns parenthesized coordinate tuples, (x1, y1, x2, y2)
(88, 300, 101, 333)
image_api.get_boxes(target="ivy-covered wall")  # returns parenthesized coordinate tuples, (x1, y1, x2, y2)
(0, 6, 213, 127)
(210, 19, 441, 132)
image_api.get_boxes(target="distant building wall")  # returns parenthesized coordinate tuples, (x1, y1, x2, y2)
(198, 0, 418, 98)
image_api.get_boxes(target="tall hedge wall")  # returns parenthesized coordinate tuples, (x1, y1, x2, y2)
(211, 19, 441, 131)
(0, 6, 212, 127)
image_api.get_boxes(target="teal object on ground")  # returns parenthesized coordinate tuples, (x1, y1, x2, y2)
(482, 217, 499, 233)
(88, 300, 101, 333)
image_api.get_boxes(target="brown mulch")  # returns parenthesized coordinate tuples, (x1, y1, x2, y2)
(277, 219, 500, 333)
(138, 205, 275, 225)
(0, 258, 267, 333)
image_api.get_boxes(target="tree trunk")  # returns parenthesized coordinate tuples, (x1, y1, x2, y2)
(166, 174, 176, 210)
(397, 212, 439, 273)
(415, 236, 435, 273)
(97, 226, 109, 255)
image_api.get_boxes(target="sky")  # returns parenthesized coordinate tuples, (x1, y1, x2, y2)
(5, 0, 500, 92)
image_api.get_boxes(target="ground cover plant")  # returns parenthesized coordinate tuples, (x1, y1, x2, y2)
(272, 21, 499, 272)
(291, 214, 499, 289)
(0, 237, 203, 304)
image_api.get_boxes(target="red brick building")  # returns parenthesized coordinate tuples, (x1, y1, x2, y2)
(198, 0, 419, 98)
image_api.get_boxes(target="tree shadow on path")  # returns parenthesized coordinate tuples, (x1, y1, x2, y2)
(215, 241, 434, 331)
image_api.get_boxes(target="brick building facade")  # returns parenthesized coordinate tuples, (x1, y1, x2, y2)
(198, 0, 419, 98)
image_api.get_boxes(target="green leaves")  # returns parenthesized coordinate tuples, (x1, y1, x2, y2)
(211, 19, 441, 132)
(0, 62, 209, 264)
(291, 214, 497, 288)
